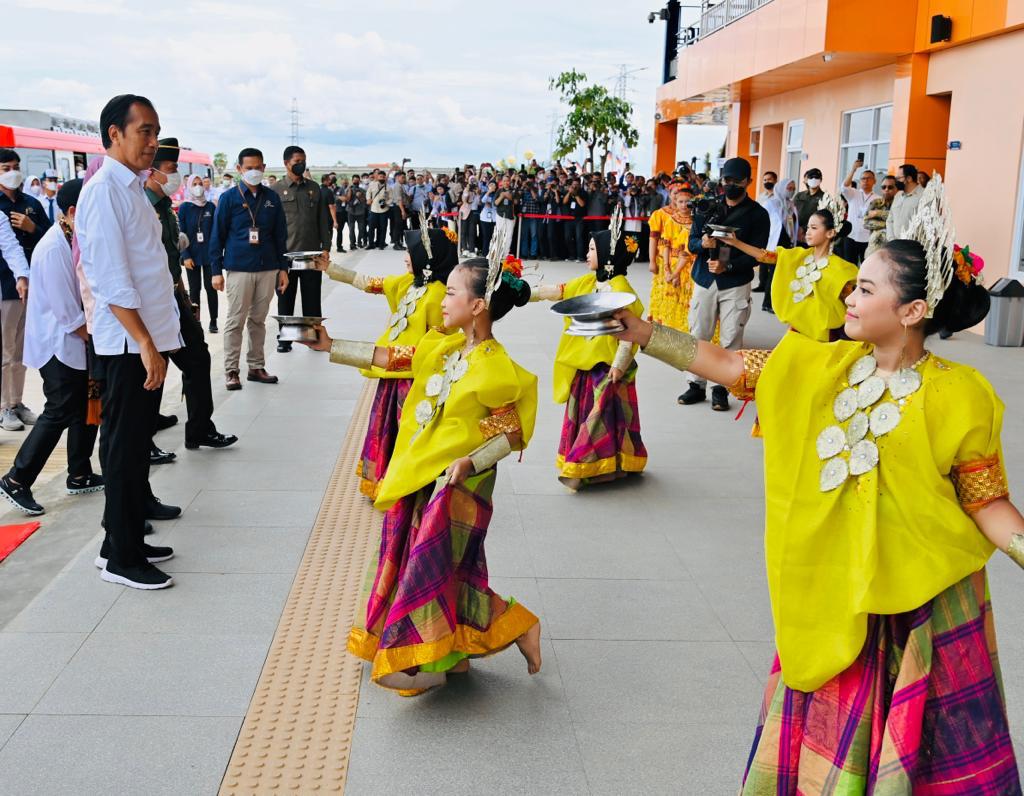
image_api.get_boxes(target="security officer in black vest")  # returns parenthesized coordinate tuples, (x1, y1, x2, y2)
(145, 138, 237, 461)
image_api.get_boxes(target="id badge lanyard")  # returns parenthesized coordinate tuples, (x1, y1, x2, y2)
(238, 185, 260, 244)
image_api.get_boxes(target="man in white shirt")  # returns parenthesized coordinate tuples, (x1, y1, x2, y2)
(77, 94, 180, 591)
(36, 169, 61, 224)
(0, 180, 103, 517)
(840, 159, 876, 264)
(886, 163, 925, 241)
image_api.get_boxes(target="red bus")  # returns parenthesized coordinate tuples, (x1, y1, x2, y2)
(0, 124, 213, 184)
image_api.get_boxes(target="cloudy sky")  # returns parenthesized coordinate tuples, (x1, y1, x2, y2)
(9, 0, 726, 172)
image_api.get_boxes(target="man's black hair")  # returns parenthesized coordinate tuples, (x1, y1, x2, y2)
(99, 94, 156, 149)
(57, 178, 83, 214)
(237, 147, 264, 165)
(900, 163, 918, 180)
(283, 145, 306, 161)
(0, 148, 19, 165)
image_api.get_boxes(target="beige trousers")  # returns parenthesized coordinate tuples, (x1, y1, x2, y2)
(687, 281, 752, 389)
(222, 270, 279, 374)
(1, 298, 27, 409)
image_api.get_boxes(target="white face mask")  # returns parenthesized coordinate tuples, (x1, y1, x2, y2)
(28, 184, 42, 196)
(0, 170, 25, 190)
(806, 177, 821, 189)
(242, 169, 263, 187)
(221, 178, 232, 187)
(190, 184, 205, 198)
(44, 180, 58, 193)
(160, 171, 182, 197)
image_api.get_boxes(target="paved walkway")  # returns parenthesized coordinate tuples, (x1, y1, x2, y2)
(0, 247, 1021, 794)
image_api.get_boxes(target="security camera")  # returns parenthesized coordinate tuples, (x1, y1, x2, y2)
(648, 11, 656, 23)
(655, 112, 663, 121)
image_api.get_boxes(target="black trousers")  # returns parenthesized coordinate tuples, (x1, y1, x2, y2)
(96, 351, 163, 567)
(169, 289, 215, 443)
(347, 215, 366, 247)
(10, 356, 97, 487)
(845, 239, 868, 265)
(277, 269, 323, 318)
(185, 261, 218, 323)
(335, 211, 347, 250)
(460, 212, 478, 253)
(389, 206, 406, 246)
(564, 218, 586, 260)
(368, 211, 388, 247)
(479, 220, 494, 256)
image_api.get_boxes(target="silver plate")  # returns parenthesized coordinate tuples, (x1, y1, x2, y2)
(550, 292, 637, 322)
(565, 318, 626, 337)
(706, 223, 740, 239)
(276, 325, 318, 342)
(273, 315, 326, 326)
(284, 250, 324, 259)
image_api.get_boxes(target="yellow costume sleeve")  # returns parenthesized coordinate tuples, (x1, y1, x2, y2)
(410, 329, 451, 379)
(476, 353, 538, 449)
(383, 273, 415, 313)
(648, 209, 663, 239)
(727, 349, 772, 401)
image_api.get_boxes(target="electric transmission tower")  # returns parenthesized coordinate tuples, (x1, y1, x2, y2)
(290, 98, 300, 146)
(608, 64, 648, 101)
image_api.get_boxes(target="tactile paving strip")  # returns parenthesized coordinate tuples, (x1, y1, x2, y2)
(220, 382, 380, 794)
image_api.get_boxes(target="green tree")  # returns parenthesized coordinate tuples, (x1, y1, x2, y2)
(549, 70, 638, 172)
(213, 151, 228, 175)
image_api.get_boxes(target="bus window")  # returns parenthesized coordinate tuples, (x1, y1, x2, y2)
(58, 157, 72, 181)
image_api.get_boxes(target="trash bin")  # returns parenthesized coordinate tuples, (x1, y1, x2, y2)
(984, 277, 1024, 347)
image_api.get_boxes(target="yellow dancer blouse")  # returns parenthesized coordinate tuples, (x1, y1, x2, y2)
(374, 330, 538, 510)
(733, 331, 1006, 691)
(647, 206, 692, 330)
(551, 273, 643, 404)
(769, 247, 858, 342)
(360, 273, 446, 379)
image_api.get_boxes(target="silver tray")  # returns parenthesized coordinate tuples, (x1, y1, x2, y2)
(284, 250, 326, 271)
(277, 325, 319, 342)
(550, 292, 636, 322)
(706, 223, 739, 239)
(273, 315, 326, 326)
(564, 317, 626, 337)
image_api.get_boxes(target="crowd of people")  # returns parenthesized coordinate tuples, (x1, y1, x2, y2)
(0, 91, 1022, 790)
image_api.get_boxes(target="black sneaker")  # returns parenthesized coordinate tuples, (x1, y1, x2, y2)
(100, 560, 173, 590)
(145, 496, 182, 521)
(185, 430, 239, 450)
(156, 413, 178, 431)
(711, 386, 730, 412)
(150, 446, 176, 465)
(67, 473, 104, 495)
(751, 283, 766, 293)
(277, 341, 292, 353)
(95, 543, 174, 569)
(677, 383, 707, 405)
(0, 474, 44, 515)
(208, 320, 219, 334)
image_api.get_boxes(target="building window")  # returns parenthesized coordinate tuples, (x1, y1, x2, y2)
(839, 103, 892, 183)
(785, 120, 804, 181)
(749, 128, 761, 157)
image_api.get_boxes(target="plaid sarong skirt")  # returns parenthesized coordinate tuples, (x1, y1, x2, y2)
(743, 569, 1020, 794)
(557, 362, 647, 489)
(357, 377, 412, 500)
(348, 468, 538, 686)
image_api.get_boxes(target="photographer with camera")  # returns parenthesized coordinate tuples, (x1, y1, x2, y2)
(562, 177, 587, 262)
(679, 157, 769, 412)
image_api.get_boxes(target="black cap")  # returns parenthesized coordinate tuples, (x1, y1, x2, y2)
(154, 137, 180, 164)
(56, 178, 83, 214)
(721, 157, 751, 180)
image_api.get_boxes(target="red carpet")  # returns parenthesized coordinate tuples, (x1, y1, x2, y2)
(0, 522, 42, 562)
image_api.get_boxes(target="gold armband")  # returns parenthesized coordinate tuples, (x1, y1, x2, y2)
(728, 349, 771, 401)
(479, 405, 522, 440)
(386, 345, 415, 372)
(1008, 534, 1024, 570)
(530, 283, 565, 303)
(951, 454, 1010, 513)
(611, 340, 634, 373)
(329, 339, 375, 369)
(326, 262, 357, 284)
(469, 433, 513, 473)
(642, 323, 697, 372)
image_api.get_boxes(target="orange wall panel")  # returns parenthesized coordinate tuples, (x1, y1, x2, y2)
(753, 0, 783, 75)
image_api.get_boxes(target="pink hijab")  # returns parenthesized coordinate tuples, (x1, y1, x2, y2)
(73, 157, 105, 331)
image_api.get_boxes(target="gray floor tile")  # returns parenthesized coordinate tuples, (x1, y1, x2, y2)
(97, 573, 293, 638)
(553, 639, 761, 726)
(184, 489, 324, 527)
(0, 715, 25, 751)
(346, 716, 589, 795)
(159, 525, 311, 574)
(508, 463, 577, 495)
(575, 721, 753, 796)
(34, 633, 269, 717)
(5, 572, 122, 634)
(537, 578, 730, 641)
(0, 715, 242, 796)
(483, 515, 535, 578)
(735, 641, 777, 681)
(688, 564, 774, 642)
(156, 457, 333, 493)
(0, 633, 87, 713)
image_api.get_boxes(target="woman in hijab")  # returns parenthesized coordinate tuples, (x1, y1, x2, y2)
(177, 174, 218, 332)
(25, 176, 42, 198)
(760, 178, 799, 313)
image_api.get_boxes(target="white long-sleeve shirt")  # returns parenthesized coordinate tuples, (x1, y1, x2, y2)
(76, 157, 181, 355)
(0, 212, 30, 280)
(24, 223, 87, 370)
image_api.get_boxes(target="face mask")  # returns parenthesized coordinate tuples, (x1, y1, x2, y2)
(242, 169, 263, 187)
(0, 170, 25, 190)
(222, 179, 232, 187)
(45, 180, 58, 193)
(290, 160, 306, 177)
(28, 184, 42, 196)
(785, 187, 796, 200)
(160, 171, 182, 197)
(724, 183, 746, 200)
(190, 184, 205, 198)
(806, 178, 821, 189)
(763, 182, 776, 193)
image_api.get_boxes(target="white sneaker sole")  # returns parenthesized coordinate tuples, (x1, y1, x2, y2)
(99, 569, 174, 590)
(1, 423, 24, 432)
(0, 489, 44, 516)
(67, 485, 105, 496)
(94, 553, 174, 569)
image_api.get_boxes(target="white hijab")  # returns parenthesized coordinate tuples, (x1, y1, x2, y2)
(766, 179, 799, 249)
(186, 174, 207, 206)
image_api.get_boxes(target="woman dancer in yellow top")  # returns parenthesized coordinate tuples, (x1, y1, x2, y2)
(613, 176, 1021, 792)
(647, 180, 695, 329)
(305, 240, 542, 695)
(326, 225, 458, 498)
(721, 191, 858, 342)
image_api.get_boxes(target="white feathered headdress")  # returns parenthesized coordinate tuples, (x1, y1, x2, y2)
(901, 173, 955, 318)
(816, 191, 846, 252)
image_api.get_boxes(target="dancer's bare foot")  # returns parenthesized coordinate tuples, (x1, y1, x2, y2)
(449, 659, 471, 674)
(515, 623, 542, 675)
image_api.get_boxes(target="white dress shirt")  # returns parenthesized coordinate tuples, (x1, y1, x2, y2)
(0, 212, 30, 280)
(37, 192, 62, 223)
(24, 223, 87, 370)
(76, 157, 182, 355)
(841, 186, 874, 244)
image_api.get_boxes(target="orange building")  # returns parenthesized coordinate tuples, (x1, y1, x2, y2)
(654, 0, 1024, 287)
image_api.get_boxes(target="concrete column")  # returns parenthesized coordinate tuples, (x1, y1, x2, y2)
(653, 119, 678, 175)
(889, 53, 950, 178)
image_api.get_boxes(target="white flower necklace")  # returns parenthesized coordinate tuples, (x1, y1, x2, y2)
(388, 283, 428, 341)
(790, 253, 830, 303)
(817, 349, 930, 492)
